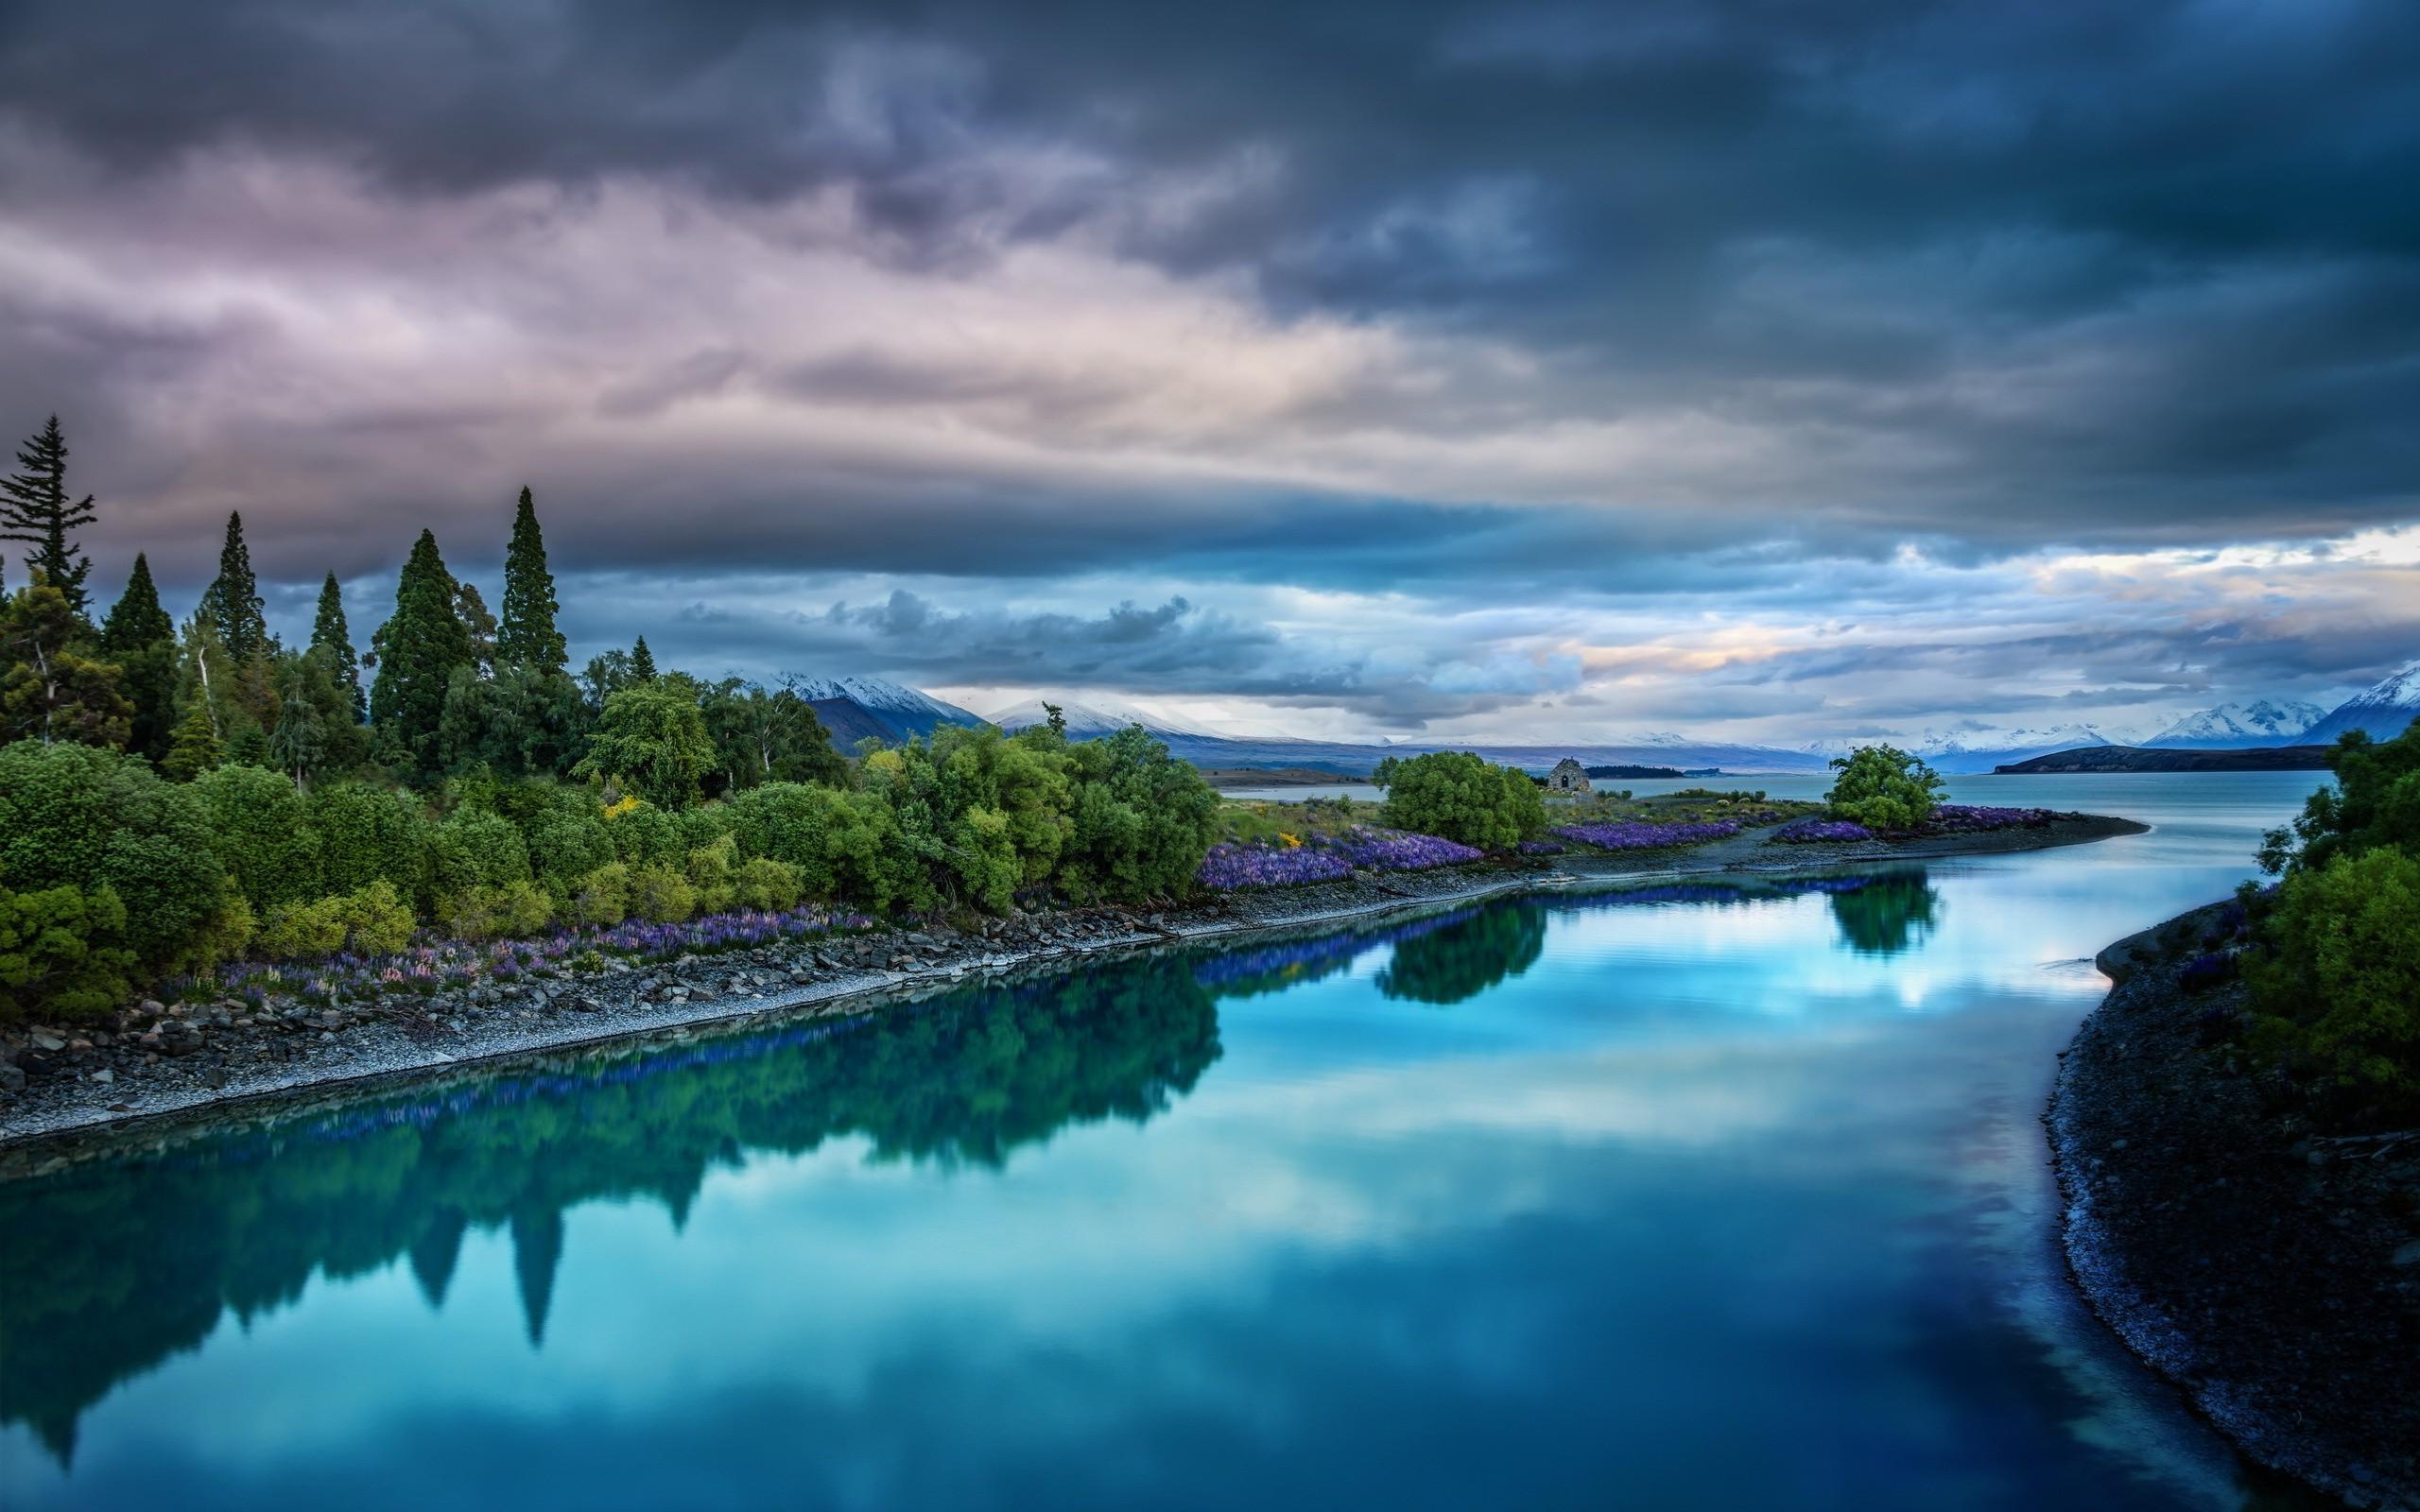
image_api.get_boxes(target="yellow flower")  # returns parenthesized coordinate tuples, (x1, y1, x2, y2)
(601, 795, 642, 820)
(1278, 832, 1302, 848)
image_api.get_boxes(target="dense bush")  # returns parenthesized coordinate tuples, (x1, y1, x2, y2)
(255, 881, 415, 961)
(194, 764, 320, 911)
(1058, 726, 1220, 902)
(304, 782, 433, 900)
(0, 742, 248, 986)
(2247, 836, 2420, 1098)
(1374, 751, 1547, 850)
(2259, 724, 2420, 875)
(1824, 745, 1945, 831)
(0, 884, 136, 1019)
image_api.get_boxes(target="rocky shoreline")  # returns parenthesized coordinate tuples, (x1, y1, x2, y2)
(0, 810, 2142, 1159)
(2050, 907, 2420, 1511)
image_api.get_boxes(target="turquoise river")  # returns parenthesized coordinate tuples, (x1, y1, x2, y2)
(0, 772, 2340, 1510)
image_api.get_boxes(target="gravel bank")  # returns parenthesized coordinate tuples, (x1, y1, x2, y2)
(0, 811, 2140, 1157)
(2049, 907, 2420, 1511)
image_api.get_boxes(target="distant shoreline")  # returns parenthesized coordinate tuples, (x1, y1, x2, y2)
(1, 811, 2141, 1164)
(1996, 745, 2334, 774)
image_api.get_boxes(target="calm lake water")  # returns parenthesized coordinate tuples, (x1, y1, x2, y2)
(0, 773, 2335, 1511)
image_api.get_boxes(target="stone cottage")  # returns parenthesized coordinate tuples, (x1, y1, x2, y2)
(1547, 757, 1591, 795)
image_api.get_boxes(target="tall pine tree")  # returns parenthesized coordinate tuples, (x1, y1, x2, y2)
(198, 511, 270, 664)
(100, 554, 180, 762)
(368, 530, 472, 779)
(310, 573, 366, 722)
(1, 416, 98, 616)
(497, 486, 567, 676)
(630, 636, 657, 682)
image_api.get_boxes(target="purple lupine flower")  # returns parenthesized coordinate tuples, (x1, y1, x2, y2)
(1772, 817, 1872, 843)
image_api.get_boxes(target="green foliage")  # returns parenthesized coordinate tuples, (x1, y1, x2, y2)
(196, 511, 269, 667)
(719, 781, 911, 908)
(192, 764, 320, 911)
(496, 487, 567, 677)
(699, 678, 847, 796)
(0, 575, 130, 747)
(1058, 725, 1221, 902)
(368, 529, 472, 781)
(427, 808, 532, 903)
(520, 792, 616, 894)
(1375, 907, 1547, 1005)
(0, 740, 237, 975)
(2248, 847, 2420, 1098)
(100, 555, 179, 761)
(304, 782, 432, 899)
(2259, 724, 2420, 876)
(627, 863, 696, 923)
(441, 880, 554, 942)
(255, 881, 415, 961)
(734, 854, 803, 911)
(568, 862, 631, 926)
(0, 416, 96, 618)
(1824, 745, 1945, 831)
(1375, 750, 1547, 850)
(684, 834, 740, 914)
(575, 684, 715, 810)
(0, 883, 134, 1022)
(309, 573, 366, 724)
(629, 636, 657, 682)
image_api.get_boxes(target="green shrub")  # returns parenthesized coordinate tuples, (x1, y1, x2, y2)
(573, 685, 716, 810)
(193, 764, 320, 911)
(522, 800, 615, 894)
(0, 740, 238, 976)
(685, 835, 739, 914)
(304, 781, 434, 900)
(458, 881, 556, 941)
(721, 782, 915, 911)
(1374, 750, 1547, 850)
(255, 881, 416, 961)
(734, 855, 803, 911)
(568, 862, 631, 927)
(627, 863, 696, 923)
(2259, 723, 2420, 875)
(0, 883, 137, 1022)
(427, 808, 532, 902)
(603, 800, 684, 868)
(1824, 745, 1945, 831)
(1057, 726, 1220, 902)
(2247, 847, 2420, 1096)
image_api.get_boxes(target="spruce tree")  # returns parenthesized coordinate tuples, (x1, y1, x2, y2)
(198, 511, 270, 664)
(1, 416, 98, 617)
(310, 573, 366, 722)
(369, 529, 472, 779)
(162, 694, 224, 782)
(497, 486, 568, 676)
(630, 636, 657, 682)
(101, 554, 180, 762)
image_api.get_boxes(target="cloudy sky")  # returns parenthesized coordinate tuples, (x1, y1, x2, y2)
(5, 0, 2417, 743)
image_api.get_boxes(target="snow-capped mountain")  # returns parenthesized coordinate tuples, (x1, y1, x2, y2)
(2145, 698, 2325, 749)
(982, 697, 1212, 741)
(787, 676, 983, 745)
(1799, 725, 2121, 773)
(2300, 660, 2420, 745)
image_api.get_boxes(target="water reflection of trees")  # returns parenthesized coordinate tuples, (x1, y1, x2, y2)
(1824, 870, 1942, 956)
(1377, 908, 1547, 1004)
(0, 955, 1219, 1463)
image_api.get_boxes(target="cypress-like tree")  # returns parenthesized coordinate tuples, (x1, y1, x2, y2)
(497, 486, 567, 676)
(630, 636, 657, 682)
(368, 529, 472, 778)
(100, 554, 180, 762)
(1, 416, 98, 617)
(309, 573, 366, 723)
(99, 553, 172, 652)
(198, 511, 270, 665)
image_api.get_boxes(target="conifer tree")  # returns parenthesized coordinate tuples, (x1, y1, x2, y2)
(162, 695, 223, 782)
(1, 416, 98, 617)
(456, 580, 497, 674)
(630, 636, 657, 682)
(100, 554, 180, 762)
(309, 573, 366, 722)
(0, 573, 130, 747)
(198, 511, 271, 664)
(268, 676, 327, 791)
(369, 529, 472, 779)
(497, 486, 567, 676)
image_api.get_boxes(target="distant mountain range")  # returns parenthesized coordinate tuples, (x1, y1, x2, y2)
(791, 676, 983, 747)
(2299, 659, 2420, 745)
(2144, 698, 2327, 749)
(795, 662, 2420, 775)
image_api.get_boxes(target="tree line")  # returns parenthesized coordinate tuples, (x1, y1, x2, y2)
(0, 417, 1221, 1019)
